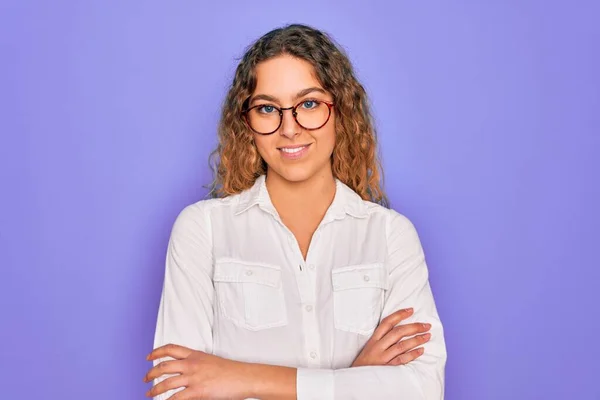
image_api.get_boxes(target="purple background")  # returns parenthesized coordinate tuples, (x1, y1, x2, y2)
(1, 1, 599, 399)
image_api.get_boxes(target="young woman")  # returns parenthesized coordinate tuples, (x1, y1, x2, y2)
(143, 24, 447, 399)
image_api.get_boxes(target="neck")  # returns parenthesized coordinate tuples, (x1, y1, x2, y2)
(265, 168, 336, 218)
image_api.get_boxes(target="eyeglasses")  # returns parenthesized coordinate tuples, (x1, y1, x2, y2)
(241, 99, 334, 135)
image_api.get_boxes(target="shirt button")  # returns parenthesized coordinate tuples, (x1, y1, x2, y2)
(309, 351, 317, 359)
(363, 275, 370, 282)
(245, 270, 253, 276)
(305, 305, 313, 312)
(308, 264, 315, 270)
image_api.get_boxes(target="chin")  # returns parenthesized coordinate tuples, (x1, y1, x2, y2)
(272, 166, 315, 183)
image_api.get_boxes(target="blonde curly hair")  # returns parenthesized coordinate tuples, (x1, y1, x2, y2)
(207, 23, 388, 207)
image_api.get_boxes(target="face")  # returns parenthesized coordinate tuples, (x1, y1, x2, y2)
(247, 54, 336, 184)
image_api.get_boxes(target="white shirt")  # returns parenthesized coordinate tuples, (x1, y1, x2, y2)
(152, 174, 447, 399)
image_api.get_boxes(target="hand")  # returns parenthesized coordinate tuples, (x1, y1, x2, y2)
(351, 308, 431, 367)
(143, 344, 251, 399)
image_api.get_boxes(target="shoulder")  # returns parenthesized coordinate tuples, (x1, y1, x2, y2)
(170, 194, 240, 234)
(365, 201, 419, 242)
(362, 201, 418, 237)
(361, 203, 426, 270)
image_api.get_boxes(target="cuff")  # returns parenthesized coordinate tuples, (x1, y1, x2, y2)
(296, 367, 335, 400)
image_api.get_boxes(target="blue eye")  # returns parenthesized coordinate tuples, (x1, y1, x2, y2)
(301, 100, 318, 109)
(258, 105, 276, 114)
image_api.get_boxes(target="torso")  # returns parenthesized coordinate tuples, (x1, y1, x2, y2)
(194, 175, 405, 371)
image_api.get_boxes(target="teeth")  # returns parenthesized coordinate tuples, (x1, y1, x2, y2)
(280, 146, 306, 154)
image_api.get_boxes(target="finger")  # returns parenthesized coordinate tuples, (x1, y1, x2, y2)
(371, 308, 414, 341)
(145, 375, 188, 398)
(379, 322, 432, 350)
(147, 343, 194, 361)
(387, 347, 425, 366)
(144, 359, 186, 383)
(383, 333, 431, 363)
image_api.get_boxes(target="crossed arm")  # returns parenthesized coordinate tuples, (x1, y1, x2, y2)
(145, 205, 447, 399)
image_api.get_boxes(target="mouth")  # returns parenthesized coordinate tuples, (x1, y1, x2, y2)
(277, 143, 312, 159)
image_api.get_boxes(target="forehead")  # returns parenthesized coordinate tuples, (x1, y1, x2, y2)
(253, 55, 322, 97)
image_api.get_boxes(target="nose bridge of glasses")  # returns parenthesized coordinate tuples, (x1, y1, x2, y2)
(279, 105, 297, 117)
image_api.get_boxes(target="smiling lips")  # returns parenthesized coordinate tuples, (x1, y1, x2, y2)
(278, 143, 311, 159)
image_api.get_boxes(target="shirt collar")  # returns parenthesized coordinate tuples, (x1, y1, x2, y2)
(234, 174, 369, 221)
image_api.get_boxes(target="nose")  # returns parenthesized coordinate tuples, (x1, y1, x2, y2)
(279, 107, 299, 139)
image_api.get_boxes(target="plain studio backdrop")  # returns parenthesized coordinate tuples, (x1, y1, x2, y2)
(1, 1, 598, 399)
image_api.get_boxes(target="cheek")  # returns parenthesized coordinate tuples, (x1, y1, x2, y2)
(253, 136, 274, 160)
(323, 123, 336, 152)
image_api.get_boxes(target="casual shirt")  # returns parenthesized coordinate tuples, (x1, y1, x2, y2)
(152, 174, 447, 399)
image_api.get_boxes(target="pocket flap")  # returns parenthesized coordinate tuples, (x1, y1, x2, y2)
(214, 259, 282, 288)
(331, 263, 388, 291)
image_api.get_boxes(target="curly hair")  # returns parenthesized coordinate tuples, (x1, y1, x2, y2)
(207, 23, 389, 207)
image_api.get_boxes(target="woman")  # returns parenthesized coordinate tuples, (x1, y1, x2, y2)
(143, 24, 447, 399)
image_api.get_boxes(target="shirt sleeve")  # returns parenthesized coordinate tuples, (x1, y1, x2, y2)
(151, 203, 215, 400)
(297, 209, 447, 400)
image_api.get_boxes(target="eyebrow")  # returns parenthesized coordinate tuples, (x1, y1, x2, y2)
(249, 87, 327, 105)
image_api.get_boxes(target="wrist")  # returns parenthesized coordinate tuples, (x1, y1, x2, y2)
(236, 361, 260, 399)
(242, 362, 297, 400)
(231, 361, 260, 399)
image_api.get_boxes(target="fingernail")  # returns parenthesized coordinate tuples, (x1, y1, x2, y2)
(406, 308, 414, 313)
(423, 323, 431, 329)
(423, 333, 431, 340)
(418, 347, 424, 353)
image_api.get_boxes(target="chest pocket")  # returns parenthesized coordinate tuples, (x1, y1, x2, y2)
(213, 259, 287, 331)
(331, 263, 388, 335)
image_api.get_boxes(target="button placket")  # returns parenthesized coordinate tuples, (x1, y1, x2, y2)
(301, 256, 321, 367)
(285, 224, 323, 367)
